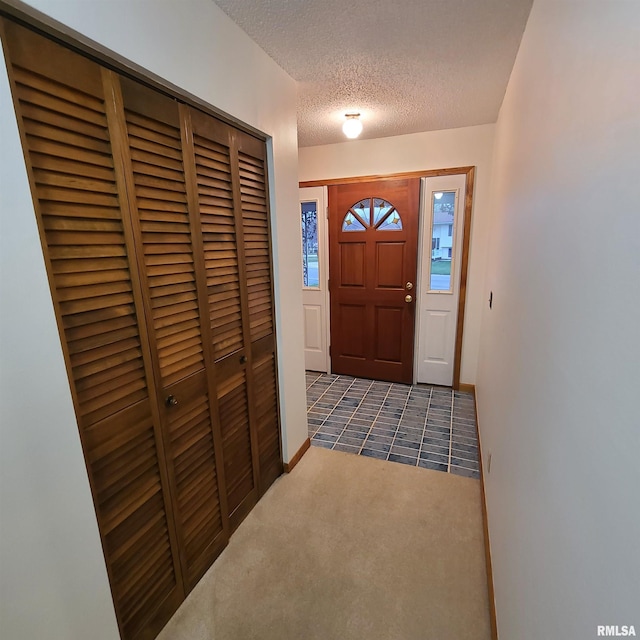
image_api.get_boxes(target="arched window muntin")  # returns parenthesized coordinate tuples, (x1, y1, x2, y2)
(341, 197, 402, 232)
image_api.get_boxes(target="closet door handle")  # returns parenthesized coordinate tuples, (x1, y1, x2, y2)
(239, 355, 248, 365)
(165, 395, 178, 407)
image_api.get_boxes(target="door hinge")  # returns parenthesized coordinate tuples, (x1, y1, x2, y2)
(326, 206, 329, 219)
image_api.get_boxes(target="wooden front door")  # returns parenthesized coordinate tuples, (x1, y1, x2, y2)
(329, 179, 420, 383)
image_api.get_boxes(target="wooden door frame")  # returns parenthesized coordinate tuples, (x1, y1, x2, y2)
(300, 166, 475, 390)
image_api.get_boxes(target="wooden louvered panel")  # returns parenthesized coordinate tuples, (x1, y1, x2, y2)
(217, 371, 255, 516)
(234, 134, 282, 497)
(84, 403, 177, 638)
(252, 352, 282, 491)
(119, 81, 227, 588)
(163, 370, 225, 585)
(238, 151, 274, 343)
(9, 74, 137, 420)
(2, 21, 183, 640)
(122, 86, 203, 388)
(10, 67, 150, 428)
(192, 131, 244, 361)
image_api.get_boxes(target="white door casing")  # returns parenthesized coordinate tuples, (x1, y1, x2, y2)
(300, 186, 330, 372)
(415, 175, 466, 386)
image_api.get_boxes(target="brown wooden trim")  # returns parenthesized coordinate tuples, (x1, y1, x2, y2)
(283, 437, 311, 473)
(458, 383, 475, 394)
(473, 387, 499, 640)
(452, 166, 475, 390)
(300, 166, 475, 188)
(0, 1, 268, 142)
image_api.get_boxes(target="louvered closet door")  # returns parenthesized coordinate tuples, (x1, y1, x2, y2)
(115, 78, 229, 588)
(185, 109, 259, 528)
(1, 21, 184, 639)
(235, 132, 283, 492)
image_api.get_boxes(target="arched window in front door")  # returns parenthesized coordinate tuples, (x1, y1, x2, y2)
(341, 197, 402, 231)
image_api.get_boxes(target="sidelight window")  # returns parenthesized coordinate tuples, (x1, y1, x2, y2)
(429, 190, 456, 291)
(301, 201, 320, 287)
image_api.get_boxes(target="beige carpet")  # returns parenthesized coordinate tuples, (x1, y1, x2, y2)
(158, 447, 491, 640)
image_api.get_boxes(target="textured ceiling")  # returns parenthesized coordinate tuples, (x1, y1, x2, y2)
(213, 0, 533, 147)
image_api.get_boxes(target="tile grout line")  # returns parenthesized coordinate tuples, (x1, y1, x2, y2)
(449, 447, 479, 463)
(307, 375, 348, 438)
(451, 460, 480, 471)
(331, 378, 376, 450)
(385, 386, 413, 462)
(450, 392, 480, 473)
(447, 389, 454, 472)
(307, 375, 346, 413)
(306, 376, 322, 437)
(415, 386, 433, 467)
(305, 372, 323, 391)
(313, 378, 359, 437)
(356, 383, 393, 454)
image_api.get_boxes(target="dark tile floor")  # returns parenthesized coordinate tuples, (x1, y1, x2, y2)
(306, 372, 480, 480)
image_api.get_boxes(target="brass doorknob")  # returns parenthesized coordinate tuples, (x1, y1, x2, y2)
(405, 282, 413, 290)
(165, 395, 178, 407)
(405, 295, 413, 303)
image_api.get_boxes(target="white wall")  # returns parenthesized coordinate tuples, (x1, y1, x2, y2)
(0, 1, 306, 638)
(299, 124, 495, 384)
(476, 2, 640, 638)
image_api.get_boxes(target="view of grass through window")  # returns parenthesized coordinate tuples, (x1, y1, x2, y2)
(431, 260, 451, 275)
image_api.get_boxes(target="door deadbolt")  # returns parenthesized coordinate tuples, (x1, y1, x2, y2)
(405, 282, 413, 290)
(165, 395, 178, 407)
(405, 295, 413, 303)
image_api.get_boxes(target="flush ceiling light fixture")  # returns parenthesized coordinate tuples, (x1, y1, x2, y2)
(342, 113, 363, 139)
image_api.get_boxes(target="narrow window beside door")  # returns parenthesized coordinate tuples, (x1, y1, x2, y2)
(429, 191, 456, 292)
(301, 201, 319, 287)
